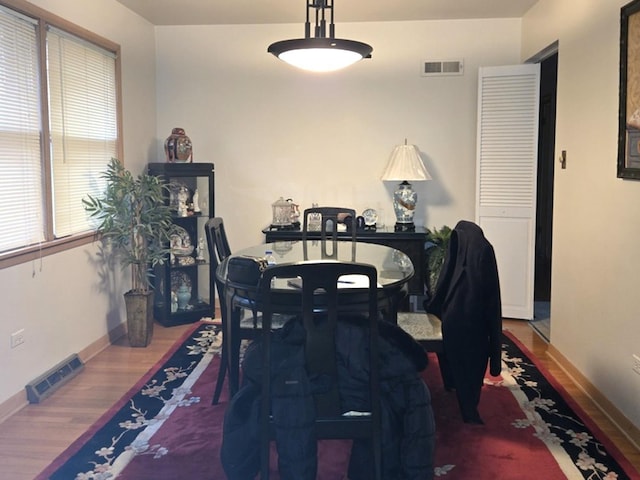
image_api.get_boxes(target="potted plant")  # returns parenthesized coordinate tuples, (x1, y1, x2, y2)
(425, 225, 452, 300)
(83, 158, 175, 347)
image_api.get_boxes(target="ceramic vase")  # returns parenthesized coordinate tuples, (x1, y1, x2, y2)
(176, 283, 191, 310)
(164, 127, 193, 163)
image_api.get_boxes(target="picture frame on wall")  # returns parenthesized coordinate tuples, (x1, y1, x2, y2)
(618, 0, 640, 180)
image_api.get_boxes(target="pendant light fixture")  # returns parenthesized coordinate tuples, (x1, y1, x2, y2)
(268, 0, 372, 73)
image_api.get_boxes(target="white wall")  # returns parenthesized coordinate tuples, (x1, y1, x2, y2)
(0, 0, 156, 406)
(155, 19, 522, 250)
(523, 0, 640, 429)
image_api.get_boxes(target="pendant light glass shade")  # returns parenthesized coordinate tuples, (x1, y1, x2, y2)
(268, 0, 372, 73)
(269, 38, 372, 73)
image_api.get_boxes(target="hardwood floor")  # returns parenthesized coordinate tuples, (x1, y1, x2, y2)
(0, 319, 638, 479)
(0, 322, 196, 480)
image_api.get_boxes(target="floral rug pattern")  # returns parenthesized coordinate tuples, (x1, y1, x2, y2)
(38, 324, 637, 480)
(435, 336, 633, 480)
(45, 323, 221, 480)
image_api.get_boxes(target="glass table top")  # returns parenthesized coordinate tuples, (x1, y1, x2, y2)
(218, 240, 414, 290)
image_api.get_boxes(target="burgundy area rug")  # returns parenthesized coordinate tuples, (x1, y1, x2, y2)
(36, 321, 640, 480)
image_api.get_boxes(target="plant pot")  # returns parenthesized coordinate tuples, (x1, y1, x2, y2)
(124, 291, 154, 347)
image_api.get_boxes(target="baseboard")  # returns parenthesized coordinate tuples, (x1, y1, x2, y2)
(0, 322, 127, 424)
(0, 390, 28, 424)
(547, 343, 640, 450)
(83, 322, 127, 362)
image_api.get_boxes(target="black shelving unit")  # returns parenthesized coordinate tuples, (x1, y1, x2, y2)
(148, 162, 215, 326)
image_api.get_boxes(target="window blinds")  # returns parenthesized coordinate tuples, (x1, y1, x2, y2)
(0, 7, 44, 253)
(47, 26, 117, 237)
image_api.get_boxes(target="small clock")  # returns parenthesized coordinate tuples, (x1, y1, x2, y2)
(362, 208, 378, 227)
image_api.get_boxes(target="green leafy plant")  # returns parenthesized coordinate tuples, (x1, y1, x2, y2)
(425, 225, 452, 297)
(83, 158, 175, 294)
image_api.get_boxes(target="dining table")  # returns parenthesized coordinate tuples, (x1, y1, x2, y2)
(216, 239, 415, 397)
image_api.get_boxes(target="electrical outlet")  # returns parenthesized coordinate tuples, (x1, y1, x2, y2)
(10, 329, 25, 348)
(633, 354, 640, 376)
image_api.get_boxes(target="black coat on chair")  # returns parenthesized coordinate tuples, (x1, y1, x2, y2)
(425, 220, 502, 424)
(221, 316, 435, 480)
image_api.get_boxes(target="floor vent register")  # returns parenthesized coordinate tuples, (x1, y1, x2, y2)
(25, 354, 85, 403)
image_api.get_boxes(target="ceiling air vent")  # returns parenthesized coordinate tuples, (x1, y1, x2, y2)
(422, 59, 464, 77)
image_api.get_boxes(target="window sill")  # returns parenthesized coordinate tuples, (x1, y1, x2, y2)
(0, 232, 97, 270)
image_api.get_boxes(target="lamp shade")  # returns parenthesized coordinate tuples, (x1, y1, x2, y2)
(381, 143, 431, 182)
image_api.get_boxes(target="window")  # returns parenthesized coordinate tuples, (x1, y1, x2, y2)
(0, 0, 121, 268)
(48, 27, 119, 237)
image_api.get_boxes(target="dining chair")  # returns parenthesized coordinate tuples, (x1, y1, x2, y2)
(257, 261, 382, 480)
(302, 207, 356, 259)
(397, 311, 443, 354)
(204, 217, 233, 404)
(206, 217, 292, 404)
(205, 217, 285, 405)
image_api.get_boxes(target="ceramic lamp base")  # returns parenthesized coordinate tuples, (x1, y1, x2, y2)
(394, 222, 416, 232)
(392, 181, 417, 229)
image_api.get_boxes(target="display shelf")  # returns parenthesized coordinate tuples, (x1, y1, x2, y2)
(148, 162, 215, 326)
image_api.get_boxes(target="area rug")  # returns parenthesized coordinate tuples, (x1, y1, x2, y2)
(36, 322, 639, 480)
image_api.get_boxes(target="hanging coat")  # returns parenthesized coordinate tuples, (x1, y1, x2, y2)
(426, 220, 502, 424)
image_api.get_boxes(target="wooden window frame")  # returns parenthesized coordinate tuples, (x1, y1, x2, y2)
(0, 0, 123, 269)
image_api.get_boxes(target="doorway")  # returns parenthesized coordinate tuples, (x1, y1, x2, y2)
(532, 51, 558, 340)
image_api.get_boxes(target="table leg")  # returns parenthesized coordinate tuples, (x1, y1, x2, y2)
(382, 283, 409, 324)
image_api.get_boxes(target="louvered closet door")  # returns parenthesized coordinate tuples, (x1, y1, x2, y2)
(476, 64, 540, 320)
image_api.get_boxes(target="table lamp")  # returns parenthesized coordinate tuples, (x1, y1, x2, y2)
(381, 140, 431, 231)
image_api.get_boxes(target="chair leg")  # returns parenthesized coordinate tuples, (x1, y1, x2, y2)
(260, 413, 270, 479)
(227, 308, 242, 398)
(211, 342, 227, 405)
(260, 446, 270, 480)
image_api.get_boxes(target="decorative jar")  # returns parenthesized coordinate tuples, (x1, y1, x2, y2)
(164, 127, 193, 163)
(271, 197, 293, 227)
(176, 283, 192, 310)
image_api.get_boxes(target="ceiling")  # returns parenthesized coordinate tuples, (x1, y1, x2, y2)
(115, 0, 539, 26)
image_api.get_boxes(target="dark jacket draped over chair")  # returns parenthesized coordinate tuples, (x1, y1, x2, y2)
(221, 316, 435, 480)
(426, 220, 502, 424)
